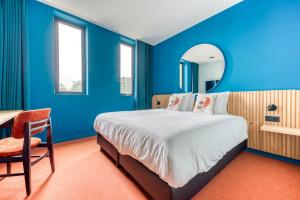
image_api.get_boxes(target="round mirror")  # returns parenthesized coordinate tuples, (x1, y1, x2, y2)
(179, 44, 225, 93)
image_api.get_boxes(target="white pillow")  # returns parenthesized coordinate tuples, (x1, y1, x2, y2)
(193, 94, 216, 114)
(209, 92, 230, 114)
(167, 95, 184, 111)
(174, 93, 195, 111)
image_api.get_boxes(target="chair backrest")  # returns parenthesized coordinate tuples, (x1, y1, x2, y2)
(12, 108, 51, 139)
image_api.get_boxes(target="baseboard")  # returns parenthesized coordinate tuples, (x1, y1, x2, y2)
(53, 132, 96, 143)
(246, 148, 300, 165)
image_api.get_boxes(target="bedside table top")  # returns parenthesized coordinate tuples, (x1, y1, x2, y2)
(261, 125, 300, 137)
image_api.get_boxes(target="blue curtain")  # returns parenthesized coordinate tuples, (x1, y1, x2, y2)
(135, 41, 152, 110)
(191, 63, 199, 93)
(0, 0, 26, 137)
(0, 0, 26, 110)
(180, 59, 193, 93)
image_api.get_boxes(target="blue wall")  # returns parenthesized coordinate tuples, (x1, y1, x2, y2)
(153, 0, 300, 94)
(27, 0, 135, 142)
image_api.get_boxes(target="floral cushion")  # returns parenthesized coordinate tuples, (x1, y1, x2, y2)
(167, 95, 184, 111)
(193, 94, 216, 114)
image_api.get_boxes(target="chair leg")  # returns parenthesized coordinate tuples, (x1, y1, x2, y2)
(23, 123, 32, 196)
(7, 163, 11, 174)
(23, 156, 31, 196)
(47, 118, 55, 172)
(49, 144, 55, 172)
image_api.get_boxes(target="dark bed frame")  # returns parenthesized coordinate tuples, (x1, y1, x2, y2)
(97, 133, 247, 200)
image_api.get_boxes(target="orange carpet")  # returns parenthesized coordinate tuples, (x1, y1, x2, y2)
(0, 136, 300, 200)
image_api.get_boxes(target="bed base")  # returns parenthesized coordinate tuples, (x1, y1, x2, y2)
(97, 134, 247, 200)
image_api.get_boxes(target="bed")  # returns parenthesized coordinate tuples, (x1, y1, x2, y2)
(94, 109, 248, 200)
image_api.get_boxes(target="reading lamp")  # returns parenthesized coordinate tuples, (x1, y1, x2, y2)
(267, 104, 277, 112)
(156, 101, 161, 108)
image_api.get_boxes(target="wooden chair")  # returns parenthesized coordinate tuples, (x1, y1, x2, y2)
(0, 108, 55, 195)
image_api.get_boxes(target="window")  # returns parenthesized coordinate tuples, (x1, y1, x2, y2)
(120, 43, 133, 95)
(55, 19, 86, 94)
(179, 63, 183, 90)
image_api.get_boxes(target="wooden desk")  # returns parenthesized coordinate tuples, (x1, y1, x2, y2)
(0, 110, 22, 128)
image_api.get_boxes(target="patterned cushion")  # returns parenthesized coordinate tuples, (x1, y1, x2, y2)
(173, 93, 196, 111)
(167, 95, 184, 111)
(193, 94, 217, 114)
(0, 137, 41, 157)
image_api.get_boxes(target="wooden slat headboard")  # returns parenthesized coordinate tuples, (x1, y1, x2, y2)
(152, 90, 300, 160)
(228, 90, 300, 160)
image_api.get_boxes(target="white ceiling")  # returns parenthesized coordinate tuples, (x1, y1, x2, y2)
(182, 44, 224, 64)
(39, 0, 243, 45)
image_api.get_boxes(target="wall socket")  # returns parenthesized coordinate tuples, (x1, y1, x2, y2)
(265, 115, 280, 122)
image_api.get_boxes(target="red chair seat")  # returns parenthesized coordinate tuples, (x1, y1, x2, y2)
(0, 137, 41, 157)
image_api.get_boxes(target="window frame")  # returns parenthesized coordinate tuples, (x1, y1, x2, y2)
(120, 42, 134, 96)
(54, 18, 87, 95)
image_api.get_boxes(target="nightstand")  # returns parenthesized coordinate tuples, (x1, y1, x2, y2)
(261, 125, 300, 137)
(260, 125, 300, 159)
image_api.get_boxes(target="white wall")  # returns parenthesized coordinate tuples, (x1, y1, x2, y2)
(198, 60, 225, 93)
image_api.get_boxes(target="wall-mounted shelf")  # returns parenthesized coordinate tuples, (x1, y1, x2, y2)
(261, 125, 300, 137)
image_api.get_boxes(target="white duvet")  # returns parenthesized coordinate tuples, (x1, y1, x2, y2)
(94, 109, 248, 188)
